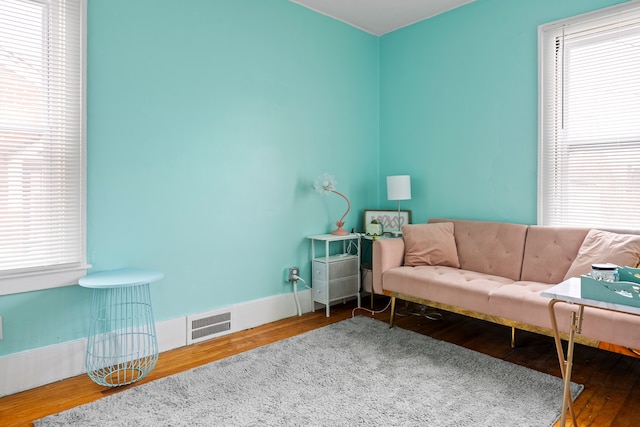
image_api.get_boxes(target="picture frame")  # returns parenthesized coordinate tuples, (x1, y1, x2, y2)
(364, 209, 411, 235)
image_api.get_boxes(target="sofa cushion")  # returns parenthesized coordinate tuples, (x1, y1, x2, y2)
(520, 226, 590, 284)
(429, 218, 528, 281)
(488, 281, 575, 329)
(488, 280, 640, 349)
(402, 222, 460, 268)
(383, 265, 513, 314)
(563, 229, 640, 280)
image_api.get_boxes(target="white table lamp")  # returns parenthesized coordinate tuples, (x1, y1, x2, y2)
(387, 175, 411, 236)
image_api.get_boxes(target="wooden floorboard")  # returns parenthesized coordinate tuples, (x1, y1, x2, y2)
(0, 297, 636, 426)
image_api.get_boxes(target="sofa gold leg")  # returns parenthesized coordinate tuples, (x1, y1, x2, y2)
(511, 327, 516, 348)
(389, 296, 397, 328)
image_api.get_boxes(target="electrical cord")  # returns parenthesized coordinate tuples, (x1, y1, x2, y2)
(291, 275, 310, 317)
(345, 239, 359, 256)
(351, 298, 392, 317)
(292, 271, 389, 318)
(395, 301, 443, 321)
(293, 279, 301, 317)
(292, 275, 310, 288)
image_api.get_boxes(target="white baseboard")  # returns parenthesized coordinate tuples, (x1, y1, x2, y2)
(0, 289, 312, 397)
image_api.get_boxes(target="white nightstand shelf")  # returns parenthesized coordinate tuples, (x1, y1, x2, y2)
(307, 234, 361, 317)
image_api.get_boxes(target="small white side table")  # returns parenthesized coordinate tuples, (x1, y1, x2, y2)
(79, 268, 164, 387)
(307, 234, 361, 317)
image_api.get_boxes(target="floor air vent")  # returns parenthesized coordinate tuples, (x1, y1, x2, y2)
(187, 311, 232, 344)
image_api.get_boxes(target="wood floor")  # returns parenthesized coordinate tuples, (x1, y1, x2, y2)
(2, 297, 640, 426)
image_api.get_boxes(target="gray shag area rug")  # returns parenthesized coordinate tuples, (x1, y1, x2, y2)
(36, 316, 581, 426)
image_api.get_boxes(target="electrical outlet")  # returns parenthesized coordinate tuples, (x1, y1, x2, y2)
(288, 267, 300, 282)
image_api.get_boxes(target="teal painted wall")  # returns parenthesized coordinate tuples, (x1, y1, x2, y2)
(379, 0, 626, 225)
(0, 0, 379, 356)
(0, 0, 630, 359)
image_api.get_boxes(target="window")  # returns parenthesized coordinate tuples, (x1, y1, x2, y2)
(0, 0, 87, 295)
(539, 1, 640, 231)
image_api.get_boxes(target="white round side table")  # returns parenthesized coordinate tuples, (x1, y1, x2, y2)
(79, 268, 164, 387)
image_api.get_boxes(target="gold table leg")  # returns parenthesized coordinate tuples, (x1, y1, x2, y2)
(548, 299, 583, 426)
(389, 296, 397, 328)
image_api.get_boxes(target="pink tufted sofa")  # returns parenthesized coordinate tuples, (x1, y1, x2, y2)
(373, 218, 640, 352)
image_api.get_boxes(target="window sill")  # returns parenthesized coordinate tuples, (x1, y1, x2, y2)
(0, 264, 92, 296)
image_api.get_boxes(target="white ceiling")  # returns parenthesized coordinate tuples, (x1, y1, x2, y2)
(290, 0, 476, 35)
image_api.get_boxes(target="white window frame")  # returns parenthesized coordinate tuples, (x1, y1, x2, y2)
(538, 0, 640, 232)
(0, 0, 88, 295)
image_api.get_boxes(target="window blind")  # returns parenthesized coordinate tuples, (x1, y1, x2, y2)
(0, 0, 86, 294)
(539, 1, 640, 231)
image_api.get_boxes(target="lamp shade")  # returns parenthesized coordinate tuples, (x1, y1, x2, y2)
(387, 175, 411, 201)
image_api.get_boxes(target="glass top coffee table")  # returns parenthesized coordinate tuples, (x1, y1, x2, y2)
(541, 277, 640, 426)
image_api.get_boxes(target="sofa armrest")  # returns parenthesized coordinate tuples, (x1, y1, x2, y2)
(372, 238, 405, 294)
